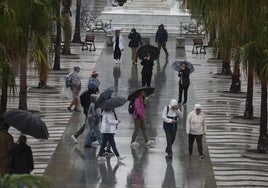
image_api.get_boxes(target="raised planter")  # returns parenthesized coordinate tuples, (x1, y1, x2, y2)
(220, 91, 247, 98)
(28, 86, 59, 94)
(229, 115, 260, 125)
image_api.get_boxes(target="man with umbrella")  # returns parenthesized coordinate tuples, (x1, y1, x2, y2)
(0, 119, 14, 175)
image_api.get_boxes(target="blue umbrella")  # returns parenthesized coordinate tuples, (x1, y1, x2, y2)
(172, 60, 195, 74)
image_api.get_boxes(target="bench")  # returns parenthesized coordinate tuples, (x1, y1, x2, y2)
(82, 35, 96, 51)
(192, 38, 206, 54)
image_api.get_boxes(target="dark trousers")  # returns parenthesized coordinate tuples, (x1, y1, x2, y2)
(188, 134, 203, 156)
(178, 84, 189, 103)
(142, 73, 152, 87)
(157, 42, 169, 57)
(164, 123, 178, 155)
(98, 133, 119, 157)
(114, 47, 121, 60)
(74, 123, 86, 138)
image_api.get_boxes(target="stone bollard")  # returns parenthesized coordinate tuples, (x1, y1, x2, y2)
(176, 37, 185, 48)
(106, 34, 113, 46)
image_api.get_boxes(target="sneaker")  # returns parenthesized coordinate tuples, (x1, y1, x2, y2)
(131, 141, 140, 146)
(73, 108, 81, 112)
(182, 102, 187, 105)
(117, 156, 126, 161)
(97, 156, 106, 162)
(146, 140, 153, 145)
(199, 155, 204, 160)
(84, 144, 92, 148)
(104, 150, 115, 157)
(71, 135, 79, 144)
(67, 107, 72, 112)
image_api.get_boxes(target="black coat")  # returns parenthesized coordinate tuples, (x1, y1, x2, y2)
(178, 68, 190, 86)
(141, 59, 154, 75)
(128, 32, 142, 48)
(11, 143, 34, 174)
(80, 88, 96, 115)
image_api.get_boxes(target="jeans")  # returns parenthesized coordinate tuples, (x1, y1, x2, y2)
(98, 134, 119, 157)
(178, 84, 189, 103)
(84, 125, 102, 145)
(74, 123, 86, 138)
(164, 123, 178, 155)
(188, 134, 203, 156)
(131, 119, 148, 143)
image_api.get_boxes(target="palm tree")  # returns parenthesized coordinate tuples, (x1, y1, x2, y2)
(72, 0, 82, 43)
(61, 0, 72, 55)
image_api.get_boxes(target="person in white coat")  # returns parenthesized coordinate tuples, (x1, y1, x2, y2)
(97, 109, 125, 162)
(186, 104, 206, 159)
(162, 99, 183, 158)
(113, 30, 124, 63)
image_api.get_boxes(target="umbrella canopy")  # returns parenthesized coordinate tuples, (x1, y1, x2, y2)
(127, 87, 155, 101)
(95, 86, 115, 108)
(172, 60, 195, 74)
(99, 97, 127, 110)
(137, 45, 159, 61)
(1, 109, 49, 139)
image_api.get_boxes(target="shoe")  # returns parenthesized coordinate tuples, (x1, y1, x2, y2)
(131, 141, 140, 146)
(67, 107, 72, 112)
(182, 102, 187, 105)
(199, 155, 204, 160)
(117, 156, 126, 161)
(71, 135, 79, 144)
(146, 140, 153, 145)
(84, 144, 92, 148)
(104, 150, 115, 157)
(73, 108, 81, 112)
(97, 156, 106, 162)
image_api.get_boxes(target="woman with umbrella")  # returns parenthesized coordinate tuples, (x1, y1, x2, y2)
(178, 62, 190, 105)
(141, 53, 154, 87)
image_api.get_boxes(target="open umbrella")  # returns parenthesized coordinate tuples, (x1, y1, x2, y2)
(95, 86, 115, 108)
(1, 109, 49, 139)
(99, 97, 127, 110)
(137, 44, 159, 61)
(172, 60, 195, 74)
(127, 87, 155, 101)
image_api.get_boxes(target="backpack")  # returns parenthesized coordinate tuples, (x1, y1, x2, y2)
(128, 100, 135, 114)
(65, 73, 74, 89)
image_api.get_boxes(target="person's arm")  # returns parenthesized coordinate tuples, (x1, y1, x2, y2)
(162, 106, 173, 123)
(177, 109, 183, 120)
(165, 30, 168, 42)
(139, 34, 142, 46)
(186, 113, 191, 134)
(203, 116, 207, 134)
(155, 31, 158, 43)
(140, 60, 145, 66)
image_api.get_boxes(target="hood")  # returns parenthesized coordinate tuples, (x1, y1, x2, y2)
(169, 99, 178, 107)
(194, 103, 202, 111)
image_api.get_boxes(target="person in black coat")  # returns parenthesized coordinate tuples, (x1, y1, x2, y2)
(128, 28, 142, 64)
(11, 135, 34, 174)
(178, 62, 190, 104)
(141, 53, 154, 87)
(155, 24, 169, 58)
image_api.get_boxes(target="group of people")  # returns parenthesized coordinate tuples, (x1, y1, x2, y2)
(0, 119, 34, 176)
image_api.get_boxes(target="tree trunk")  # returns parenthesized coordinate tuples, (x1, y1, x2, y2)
(243, 67, 254, 119)
(62, 0, 72, 55)
(19, 57, 28, 110)
(229, 60, 241, 93)
(0, 79, 8, 115)
(53, 2, 62, 70)
(257, 79, 268, 153)
(208, 26, 216, 47)
(220, 48, 232, 75)
(72, 0, 82, 43)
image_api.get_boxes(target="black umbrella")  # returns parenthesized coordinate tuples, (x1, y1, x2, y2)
(127, 87, 155, 101)
(1, 109, 49, 139)
(172, 60, 195, 74)
(99, 97, 127, 110)
(95, 86, 115, 108)
(137, 44, 159, 61)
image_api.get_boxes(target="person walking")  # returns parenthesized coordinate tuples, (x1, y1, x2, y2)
(113, 29, 124, 63)
(11, 135, 34, 174)
(67, 66, 81, 112)
(0, 120, 14, 175)
(130, 89, 153, 146)
(141, 53, 154, 87)
(162, 99, 183, 158)
(155, 24, 169, 58)
(88, 70, 100, 93)
(178, 62, 190, 105)
(128, 28, 142, 64)
(97, 109, 125, 162)
(71, 81, 97, 144)
(84, 94, 102, 147)
(186, 104, 206, 159)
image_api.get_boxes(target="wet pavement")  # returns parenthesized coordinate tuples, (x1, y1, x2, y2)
(44, 35, 217, 188)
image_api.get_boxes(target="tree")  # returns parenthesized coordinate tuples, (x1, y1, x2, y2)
(61, 0, 72, 55)
(72, 0, 82, 43)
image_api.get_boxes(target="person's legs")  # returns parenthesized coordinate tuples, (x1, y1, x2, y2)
(107, 134, 120, 157)
(94, 126, 102, 145)
(170, 124, 178, 146)
(140, 119, 149, 143)
(157, 42, 161, 54)
(133, 47, 138, 63)
(164, 125, 173, 154)
(188, 134, 195, 156)
(178, 84, 183, 103)
(196, 134, 203, 156)
(147, 73, 152, 87)
(131, 119, 141, 143)
(162, 42, 169, 57)
(74, 123, 86, 138)
(98, 134, 108, 156)
(141, 74, 146, 87)
(183, 85, 189, 103)
(131, 47, 136, 63)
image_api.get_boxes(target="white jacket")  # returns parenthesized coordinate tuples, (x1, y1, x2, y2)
(162, 99, 183, 123)
(100, 110, 119, 134)
(112, 35, 124, 51)
(186, 104, 206, 135)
